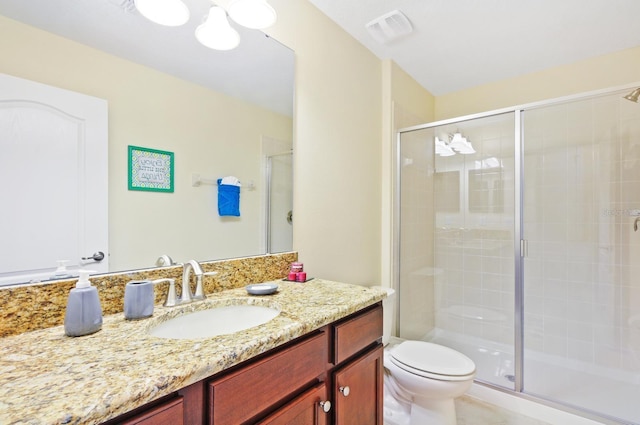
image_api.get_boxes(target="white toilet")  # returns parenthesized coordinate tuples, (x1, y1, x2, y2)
(378, 287, 476, 425)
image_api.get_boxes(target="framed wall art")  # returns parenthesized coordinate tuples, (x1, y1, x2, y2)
(128, 145, 174, 193)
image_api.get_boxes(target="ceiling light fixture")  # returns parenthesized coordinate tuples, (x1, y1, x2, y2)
(195, 6, 240, 51)
(435, 137, 455, 157)
(228, 0, 277, 29)
(435, 132, 476, 157)
(624, 88, 640, 103)
(133, 0, 189, 26)
(449, 132, 476, 154)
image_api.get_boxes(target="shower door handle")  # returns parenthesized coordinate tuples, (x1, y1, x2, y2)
(520, 240, 528, 257)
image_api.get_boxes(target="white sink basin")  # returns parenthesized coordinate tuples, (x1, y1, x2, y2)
(149, 304, 280, 339)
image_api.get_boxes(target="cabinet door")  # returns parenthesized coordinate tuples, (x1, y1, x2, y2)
(333, 345, 383, 425)
(257, 384, 330, 425)
(118, 397, 184, 425)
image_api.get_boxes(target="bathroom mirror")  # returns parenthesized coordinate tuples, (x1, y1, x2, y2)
(0, 0, 294, 285)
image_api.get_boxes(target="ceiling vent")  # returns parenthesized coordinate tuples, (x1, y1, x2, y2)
(365, 10, 413, 44)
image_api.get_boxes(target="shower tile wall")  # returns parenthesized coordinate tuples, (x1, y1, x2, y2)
(523, 94, 640, 380)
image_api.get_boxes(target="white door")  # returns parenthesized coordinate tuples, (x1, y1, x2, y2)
(0, 73, 108, 285)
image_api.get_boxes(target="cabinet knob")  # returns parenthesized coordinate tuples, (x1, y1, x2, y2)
(319, 400, 331, 413)
(339, 386, 350, 397)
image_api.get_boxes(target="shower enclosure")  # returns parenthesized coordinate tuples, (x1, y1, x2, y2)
(265, 151, 293, 253)
(396, 87, 640, 424)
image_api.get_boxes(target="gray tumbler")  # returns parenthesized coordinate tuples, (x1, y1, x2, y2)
(124, 280, 154, 320)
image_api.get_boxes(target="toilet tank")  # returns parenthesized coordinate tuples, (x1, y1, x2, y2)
(371, 286, 395, 345)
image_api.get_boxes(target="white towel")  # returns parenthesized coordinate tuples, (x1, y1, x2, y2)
(221, 176, 241, 187)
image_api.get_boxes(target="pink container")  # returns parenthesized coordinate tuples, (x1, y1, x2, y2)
(296, 272, 307, 282)
(290, 262, 304, 273)
(287, 272, 297, 281)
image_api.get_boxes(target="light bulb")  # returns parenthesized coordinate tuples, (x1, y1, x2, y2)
(228, 0, 277, 29)
(196, 6, 241, 51)
(134, 0, 189, 26)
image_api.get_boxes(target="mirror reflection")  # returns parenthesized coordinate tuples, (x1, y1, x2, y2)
(0, 0, 294, 285)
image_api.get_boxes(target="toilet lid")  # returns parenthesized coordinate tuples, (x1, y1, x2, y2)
(389, 341, 475, 378)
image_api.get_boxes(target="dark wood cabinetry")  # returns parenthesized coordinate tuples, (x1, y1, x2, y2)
(208, 330, 328, 424)
(103, 303, 382, 425)
(257, 383, 330, 425)
(117, 397, 184, 425)
(333, 345, 384, 425)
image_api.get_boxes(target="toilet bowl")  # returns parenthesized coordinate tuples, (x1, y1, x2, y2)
(375, 287, 476, 425)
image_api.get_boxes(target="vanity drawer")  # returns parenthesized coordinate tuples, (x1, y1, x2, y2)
(333, 304, 382, 365)
(208, 330, 328, 424)
(118, 396, 184, 425)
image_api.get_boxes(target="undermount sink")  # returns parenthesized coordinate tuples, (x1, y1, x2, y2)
(148, 304, 281, 340)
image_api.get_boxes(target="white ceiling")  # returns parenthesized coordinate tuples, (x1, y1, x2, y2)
(308, 0, 640, 95)
(0, 0, 294, 116)
(3, 0, 640, 108)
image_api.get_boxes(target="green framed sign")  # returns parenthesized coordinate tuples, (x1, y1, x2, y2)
(128, 145, 174, 193)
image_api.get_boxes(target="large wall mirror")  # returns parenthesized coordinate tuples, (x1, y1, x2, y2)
(0, 0, 294, 285)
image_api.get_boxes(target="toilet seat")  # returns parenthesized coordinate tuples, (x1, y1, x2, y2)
(389, 341, 476, 382)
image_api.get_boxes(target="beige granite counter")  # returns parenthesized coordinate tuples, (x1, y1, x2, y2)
(0, 279, 386, 425)
(0, 253, 297, 337)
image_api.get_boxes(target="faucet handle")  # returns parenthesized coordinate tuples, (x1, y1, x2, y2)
(152, 278, 177, 307)
(155, 255, 174, 267)
(193, 271, 218, 300)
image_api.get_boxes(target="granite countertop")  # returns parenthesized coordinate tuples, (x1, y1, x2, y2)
(0, 279, 386, 425)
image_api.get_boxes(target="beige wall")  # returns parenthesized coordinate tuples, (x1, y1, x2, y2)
(0, 15, 292, 271)
(435, 45, 640, 120)
(266, 0, 384, 284)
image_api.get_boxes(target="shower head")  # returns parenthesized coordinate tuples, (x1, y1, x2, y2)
(623, 88, 640, 103)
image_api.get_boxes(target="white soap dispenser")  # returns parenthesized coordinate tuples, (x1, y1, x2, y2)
(51, 260, 72, 279)
(64, 270, 103, 337)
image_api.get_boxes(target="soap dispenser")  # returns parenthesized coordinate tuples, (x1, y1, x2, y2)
(64, 270, 103, 337)
(51, 260, 72, 280)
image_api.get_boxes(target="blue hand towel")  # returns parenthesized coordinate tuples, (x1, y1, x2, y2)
(217, 179, 240, 216)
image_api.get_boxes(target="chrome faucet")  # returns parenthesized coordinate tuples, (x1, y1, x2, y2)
(152, 278, 177, 307)
(180, 260, 218, 302)
(180, 260, 203, 304)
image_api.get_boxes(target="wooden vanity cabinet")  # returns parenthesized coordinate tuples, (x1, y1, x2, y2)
(106, 397, 184, 425)
(101, 302, 383, 425)
(207, 330, 328, 424)
(332, 345, 384, 425)
(257, 383, 330, 425)
(330, 304, 384, 425)
(251, 303, 383, 425)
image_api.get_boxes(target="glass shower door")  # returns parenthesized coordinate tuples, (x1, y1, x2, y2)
(521, 91, 640, 423)
(398, 112, 516, 389)
(266, 152, 293, 253)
